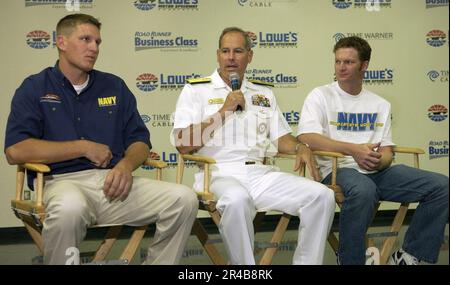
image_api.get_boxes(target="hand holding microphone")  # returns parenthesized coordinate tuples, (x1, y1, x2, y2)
(229, 72, 244, 112)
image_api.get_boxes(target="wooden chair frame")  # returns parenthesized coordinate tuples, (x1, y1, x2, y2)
(276, 146, 425, 265)
(176, 154, 291, 265)
(11, 158, 168, 265)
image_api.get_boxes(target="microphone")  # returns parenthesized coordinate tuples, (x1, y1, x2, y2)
(229, 72, 243, 112)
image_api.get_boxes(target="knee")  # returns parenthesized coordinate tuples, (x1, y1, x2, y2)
(172, 184, 199, 211)
(315, 184, 336, 211)
(45, 198, 90, 229)
(431, 173, 449, 200)
(345, 184, 378, 204)
(217, 192, 253, 214)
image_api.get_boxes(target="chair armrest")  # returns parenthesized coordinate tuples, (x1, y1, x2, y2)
(392, 146, 424, 169)
(275, 150, 345, 160)
(312, 151, 346, 158)
(177, 154, 216, 201)
(182, 154, 216, 164)
(14, 163, 51, 208)
(21, 163, 51, 173)
(393, 146, 425, 155)
(143, 159, 168, 169)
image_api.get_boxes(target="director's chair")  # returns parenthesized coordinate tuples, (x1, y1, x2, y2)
(275, 146, 425, 265)
(176, 154, 291, 265)
(10, 158, 167, 265)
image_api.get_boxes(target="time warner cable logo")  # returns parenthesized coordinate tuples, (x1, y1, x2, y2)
(141, 114, 174, 127)
(333, 32, 393, 42)
(427, 70, 449, 82)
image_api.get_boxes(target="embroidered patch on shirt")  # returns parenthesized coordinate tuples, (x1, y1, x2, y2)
(208, 98, 225, 105)
(98, 96, 117, 107)
(40, 94, 61, 103)
(252, 94, 271, 107)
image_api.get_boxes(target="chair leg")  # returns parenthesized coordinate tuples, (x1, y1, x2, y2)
(92, 225, 123, 262)
(259, 213, 291, 265)
(23, 221, 44, 255)
(327, 231, 339, 254)
(192, 219, 226, 265)
(379, 203, 409, 265)
(119, 225, 147, 263)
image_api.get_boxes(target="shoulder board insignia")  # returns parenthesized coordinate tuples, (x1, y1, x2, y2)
(249, 79, 274, 87)
(187, 77, 211, 84)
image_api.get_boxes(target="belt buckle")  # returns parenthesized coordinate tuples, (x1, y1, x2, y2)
(245, 161, 256, 165)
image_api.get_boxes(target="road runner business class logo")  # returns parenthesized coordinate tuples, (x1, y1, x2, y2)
(25, 0, 94, 8)
(245, 69, 298, 88)
(425, 0, 449, 8)
(429, 140, 449, 159)
(135, 31, 199, 51)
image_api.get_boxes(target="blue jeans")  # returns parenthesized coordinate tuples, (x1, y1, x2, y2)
(323, 164, 448, 264)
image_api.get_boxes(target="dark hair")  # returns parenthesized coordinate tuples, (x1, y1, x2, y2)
(219, 27, 252, 50)
(333, 36, 371, 62)
(56, 13, 101, 36)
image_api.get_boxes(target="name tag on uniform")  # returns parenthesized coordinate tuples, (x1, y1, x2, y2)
(252, 94, 270, 107)
(208, 98, 224, 105)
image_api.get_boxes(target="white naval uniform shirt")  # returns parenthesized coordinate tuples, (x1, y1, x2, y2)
(297, 81, 395, 179)
(173, 69, 291, 166)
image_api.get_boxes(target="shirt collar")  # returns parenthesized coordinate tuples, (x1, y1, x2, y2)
(52, 60, 96, 92)
(211, 69, 251, 92)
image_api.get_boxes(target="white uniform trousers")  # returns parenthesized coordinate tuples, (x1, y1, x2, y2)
(195, 163, 335, 265)
(41, 169, 198, 265)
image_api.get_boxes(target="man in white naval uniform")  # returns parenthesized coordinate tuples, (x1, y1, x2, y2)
(172, 27, 335, 265)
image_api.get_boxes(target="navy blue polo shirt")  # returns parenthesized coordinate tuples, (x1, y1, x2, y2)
(5, 63, 151, 185)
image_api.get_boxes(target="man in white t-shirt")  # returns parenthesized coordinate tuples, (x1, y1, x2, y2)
(297, 36, 448, 265)
(172, 27, 335, 265)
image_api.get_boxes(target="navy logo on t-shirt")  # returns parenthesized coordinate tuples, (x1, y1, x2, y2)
(98, 96, 117, 107)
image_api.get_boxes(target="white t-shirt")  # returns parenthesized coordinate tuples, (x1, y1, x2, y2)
(172, 69, 291, 164)
(297, 81, 395, 178)
(72, 75, 89, 95)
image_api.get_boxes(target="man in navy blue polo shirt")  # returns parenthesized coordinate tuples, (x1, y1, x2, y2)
(4, 13, 198, 265)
